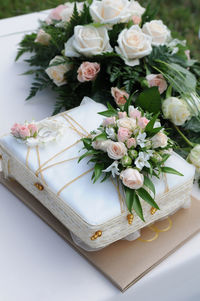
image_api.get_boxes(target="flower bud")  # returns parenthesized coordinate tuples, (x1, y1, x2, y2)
(121, 155, 132, 167)
(129, 150, 138, 159)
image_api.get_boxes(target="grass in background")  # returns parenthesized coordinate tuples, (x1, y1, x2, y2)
(0, 0, 199, 59)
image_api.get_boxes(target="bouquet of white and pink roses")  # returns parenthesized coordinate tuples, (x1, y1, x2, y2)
(79, 96, 183, 220)
(16, 0, 200, 184)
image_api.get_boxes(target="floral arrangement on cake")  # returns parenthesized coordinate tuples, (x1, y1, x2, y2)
(79, 96, 183, 221)
(11, 120, 65, 147)
(16, 0, 200, 184)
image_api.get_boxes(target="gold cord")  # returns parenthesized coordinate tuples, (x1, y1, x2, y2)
(57, 168, 94, 196)
(61, 114, 86, 138)
(64, 113, 89, 136)
(35, 139, 81, 177)
(26, 147, 31, 169)
(36, 146, 46, 185)
(38, 156, 79, 174)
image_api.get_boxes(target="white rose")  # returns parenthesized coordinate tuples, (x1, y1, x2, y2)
(188, 145, 200, 169)
(64, 25, 113, 57)
(151, 132, 168, 149)
(45, 56, 71, 86)
(120, 168, 144, 189)
(129, 1, 145, 18)
(90, 0, 131, 25)
(92, 139, 112, 152)
(142, 20, 171, 46)
(61, 2, 84, 22)
(107, 141, 127, 160)
(26, 120, 65, 147)
(35, 29, 51, 46)
(115, 25, 152, 66)
(117, 117, 137, 131)
(162, 97, 191, 126)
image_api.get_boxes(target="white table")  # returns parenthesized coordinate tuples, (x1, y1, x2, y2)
(0, 11, 200, 301)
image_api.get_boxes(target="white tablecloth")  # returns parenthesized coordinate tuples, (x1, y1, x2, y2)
(0, 11, 200, 301)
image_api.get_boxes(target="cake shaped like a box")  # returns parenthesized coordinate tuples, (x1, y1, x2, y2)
(0, 98, 195, 249)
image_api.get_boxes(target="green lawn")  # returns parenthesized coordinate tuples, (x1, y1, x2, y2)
(0, 0, 199, 59)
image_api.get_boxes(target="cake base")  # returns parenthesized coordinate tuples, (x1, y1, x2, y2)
(1, 172, 200, 292)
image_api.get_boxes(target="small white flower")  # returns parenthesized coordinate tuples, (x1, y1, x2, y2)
(103, 161, 120, 178)
(135, 151, 151, 170)
(136, 132, 147, 148)
(106, 127, 116, 140)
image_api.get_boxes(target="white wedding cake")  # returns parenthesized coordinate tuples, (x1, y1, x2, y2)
(0, 98, 195, 249)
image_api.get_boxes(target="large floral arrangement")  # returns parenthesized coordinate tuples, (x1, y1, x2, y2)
(79, 97, 183, 220)
(16, 0, 200, 183)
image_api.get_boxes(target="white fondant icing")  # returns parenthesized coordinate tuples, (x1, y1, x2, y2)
(0, 98, 195, 225)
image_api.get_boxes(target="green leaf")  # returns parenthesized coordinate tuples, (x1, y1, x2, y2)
(184, 117, 200, 133)
(133, 192, 145, 222)
(93, 132, 107, 141)
(98, 110, 118, 117)
(93, 163, 104, 183)
(125, 187, 134, 212)
(161, 166, 183, 176)
(78, 150, 98, 162)
(135, 87, 161, 114)
(145, 113, 159, 134)
(137, 188, 160, 210)
(124, 91, 138, 113)
(143, 175, 155, 197)
(82, 138, 92, 150)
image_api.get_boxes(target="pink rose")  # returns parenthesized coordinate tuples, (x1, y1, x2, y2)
(19, 126, 30, 139)
(11, 123, 21, 138)
(107, 142, 127, 160)
(120, 168, 144, 189)
(28, 124, 38, 136)
(129, 106, 141, 119)
(111, 87, 129, 106)
(138, 117, 150, 129)
(102, 117, 116, 127)
(151, 132, 168, 149)
(118, 112, 127, 119)
(77, 62, 100, 82)
(126, 138, 137, 149)
(46, 5, 66, 24)
(117, 127, 132, 142)
(146, 74, 167, 94)
(35, 29, 51, 46)
(132, 15, 141, 25)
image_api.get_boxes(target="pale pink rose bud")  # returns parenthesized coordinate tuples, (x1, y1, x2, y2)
(132, 15, 141, 25)
(129, 107, 141, 119)
(111, 87, 129, 106)
(92, 140, 112, 152)
(185, 50, 191, 61)
(107, 141, 127, 160)
(102, 117, 116, 127)
(118, 111, 127, 119)
(35, 29, 51, 46)
(46, 5, 66, 24)
(126, 138, 137, 149)
(117, 127, 132, 143)
(28, 124, 38, 136)
(11, 123, 21, 138)
(146, 74, 168, 94)
(18, 126, 30, 139)
(151, 132, 168, 149)
(138, 117, 150, 129)
(77, 62, 100, 82)
(120, 168, 144, 189)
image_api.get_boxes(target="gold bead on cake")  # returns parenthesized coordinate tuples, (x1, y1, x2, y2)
(90, 230, 103, 240)
(34, 183, 44, 191)
(127, 214, 134, 225)
(151, 207, 157, 215)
